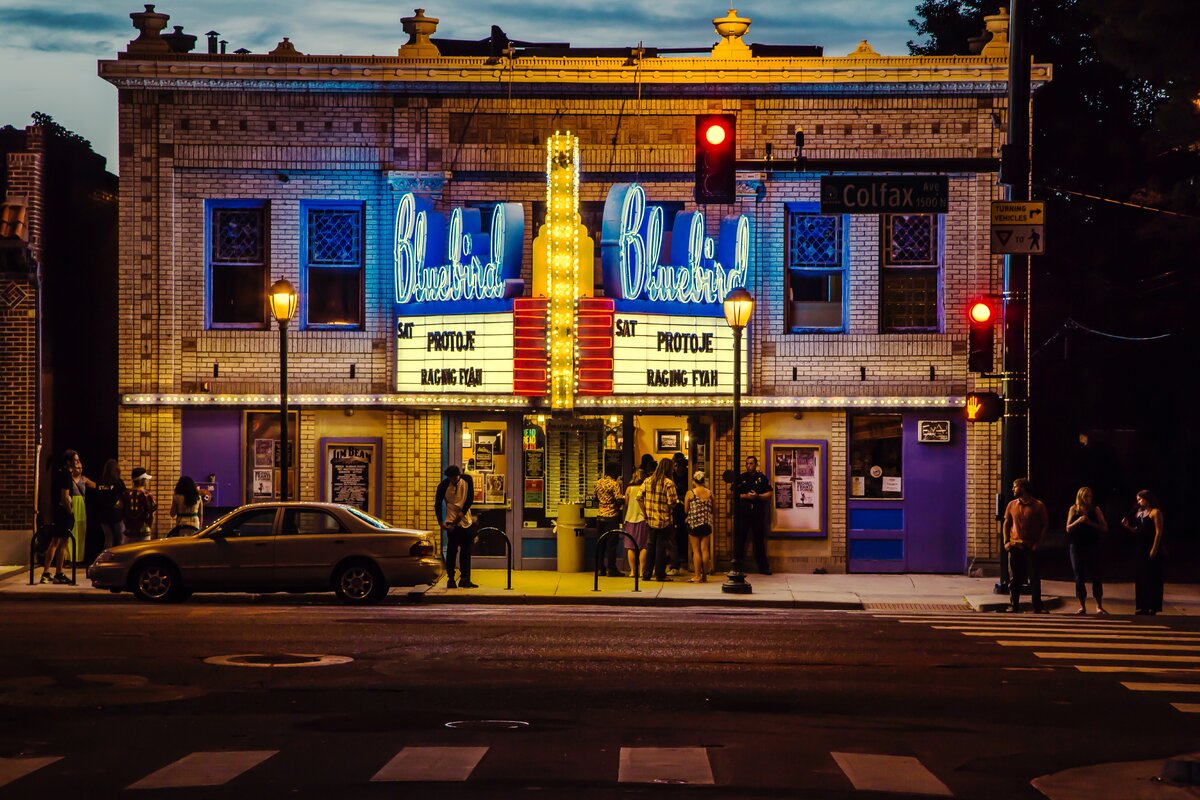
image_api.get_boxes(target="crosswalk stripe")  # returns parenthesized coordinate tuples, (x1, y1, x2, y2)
(1076, 666, 1200, 674)
(371, 746, 488, 782)
(831, 752, 952, 796)
(1036, 652, 1200, 663)
(128, 751, 277, 790)
(0, 757, 61, 789)
(1121, 682, 1200, 693)
(959, 632, 1195, 640)
(1171, 703, 1200, 713)
(997, 641, 1200, 651)
(931, 624, 1167, 632)
(882, 615, 1134, 624)
(618, 747, 714, 785)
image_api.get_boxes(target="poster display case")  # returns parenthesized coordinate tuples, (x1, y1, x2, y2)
(766, 439, 827, 538)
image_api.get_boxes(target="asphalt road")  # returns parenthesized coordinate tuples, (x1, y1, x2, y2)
(1, 600, 1198, 798)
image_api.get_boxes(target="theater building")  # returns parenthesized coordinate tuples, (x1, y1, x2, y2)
(100, 6, 1048, 573)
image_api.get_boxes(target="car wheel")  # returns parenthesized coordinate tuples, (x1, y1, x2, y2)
(131, 560, 185, 603)
(334, 560, 387, 605)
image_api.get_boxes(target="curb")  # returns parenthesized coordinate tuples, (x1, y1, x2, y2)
(967, 593, 1065, 612)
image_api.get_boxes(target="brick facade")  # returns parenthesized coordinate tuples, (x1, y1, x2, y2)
(100, 8, 1046, 569)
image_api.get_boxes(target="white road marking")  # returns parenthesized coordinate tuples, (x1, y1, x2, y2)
(831, 752, 952, 796)
(1036, 652, 1200, 663)
(0, 757, 60, 789)
(959, 632, 1194, 640)
(883, 615, 1134, 624)
(931, 624, 1166, 632)
(1076, 666, 1200, 674)
(997, 641, 1200, 651)
(1121, 682, 1200, 693)
(371, 746, 488, 782)
(128, 751, 277, 790)
(618, 747, 714, 785)
(1171, 703, 1200, 713)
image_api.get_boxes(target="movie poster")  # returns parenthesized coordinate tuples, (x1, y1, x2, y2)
(766, 440, 825, 537)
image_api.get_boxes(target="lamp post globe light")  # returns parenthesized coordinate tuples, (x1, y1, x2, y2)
(722, 287, 754, 595)
(269, 279, 298, 502)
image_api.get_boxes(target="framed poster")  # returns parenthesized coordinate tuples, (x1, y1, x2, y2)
(918, 420, 951, 443)
(655, 429, 682, 452)
(319, 438, 382, 516)
(243, 410, 298, 504)
(474, 429, 505, 455)
(765, 439, 826, 538)
(485, 473, 506, 504)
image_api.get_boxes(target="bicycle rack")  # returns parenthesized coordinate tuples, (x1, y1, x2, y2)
(592, 528, 642, 593)
(473, 526, 513, 590)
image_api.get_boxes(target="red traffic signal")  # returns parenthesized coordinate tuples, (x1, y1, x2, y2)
(695, 114, 736, 204)
(965, 391, 1003, 423)
(968, 297, 997, 373)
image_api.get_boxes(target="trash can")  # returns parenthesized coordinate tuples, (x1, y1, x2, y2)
(556, 503, 586, 572)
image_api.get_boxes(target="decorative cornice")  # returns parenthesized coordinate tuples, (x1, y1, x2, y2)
(386, 170, 450, 196)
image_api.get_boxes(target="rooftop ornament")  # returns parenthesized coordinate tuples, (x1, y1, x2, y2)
(399, 8, 441, 59)
(269, 37, 302, 56)
(127, 4, 171, 55)
(980, 7, 1010, 57)
(711, 8, 752, 59)
(847, 40, 881, 59)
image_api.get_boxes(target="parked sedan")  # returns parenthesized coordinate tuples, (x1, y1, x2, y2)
(87, 502, 443, 604)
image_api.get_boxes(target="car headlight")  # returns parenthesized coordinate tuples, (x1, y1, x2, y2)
(93, 551, 115, 565)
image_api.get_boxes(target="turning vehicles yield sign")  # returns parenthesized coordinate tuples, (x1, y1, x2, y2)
(991, 201, 1045, 254)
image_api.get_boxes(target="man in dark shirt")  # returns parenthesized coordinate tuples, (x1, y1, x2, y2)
(434, 465, 476, 589)
(736, 455, 773, 574)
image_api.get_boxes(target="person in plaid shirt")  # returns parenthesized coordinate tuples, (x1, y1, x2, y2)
(638, 457, 678, 581)
(594, 464, 624, 576)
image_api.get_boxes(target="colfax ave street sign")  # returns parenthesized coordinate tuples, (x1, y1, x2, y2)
(820, 176, 949, 215)
(990, 201, 1045, 254)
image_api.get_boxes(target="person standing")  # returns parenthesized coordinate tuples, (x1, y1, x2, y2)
(685, 470, 714, 583)
(123, 468, 157, 543)
(169, 476, 204, 537)
(1066, 486, 1108, 615)
(670, 453, 690, 574)
(40, 450, 81, 584)
(1003, 478, 1049, 613)
(67, 451, 95, 565)
(638, 458, 678, 582)
(1122, 490, 1165, 615)
(736, 456, 773, 574)
(94, 459, 128, 552)
(435, 465, 477, 589)
(622, 469, 649, 579)
(594, 463, 624, 577)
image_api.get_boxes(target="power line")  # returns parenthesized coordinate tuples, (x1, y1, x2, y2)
(1045, 185, 1200, 220)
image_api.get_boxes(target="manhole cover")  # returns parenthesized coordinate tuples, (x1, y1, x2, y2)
(445, 719, 530, 730)
(204, 654, 353, 668)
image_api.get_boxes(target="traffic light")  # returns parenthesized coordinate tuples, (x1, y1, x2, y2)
(968, 297, 996, 373)
(695, 114, 736, 204)
(965, 391, 1003, 423)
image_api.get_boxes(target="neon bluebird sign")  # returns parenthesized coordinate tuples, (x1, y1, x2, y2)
(600, 183, 749, 315)
(393, 192, 525, 315)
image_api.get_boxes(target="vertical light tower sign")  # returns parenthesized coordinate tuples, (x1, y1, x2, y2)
(534, 132, 593, 410)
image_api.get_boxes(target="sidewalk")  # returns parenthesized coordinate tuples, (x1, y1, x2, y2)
(3, 565, 1199, 613)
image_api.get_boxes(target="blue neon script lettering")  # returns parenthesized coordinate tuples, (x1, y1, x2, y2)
(601, 183, 749, 305)
(393, 193, 518, 304)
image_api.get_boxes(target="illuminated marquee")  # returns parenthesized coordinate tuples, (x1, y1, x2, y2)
(600, 183, 750, 316)
(395, 313, 514, 394)
(393, 192, 525, 315)
(612, 313, 747, 395)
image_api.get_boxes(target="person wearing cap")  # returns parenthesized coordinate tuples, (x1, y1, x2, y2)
(123, 467, 157, 543)
(434, 465, 476, 589)
(684, 471, 715, 582)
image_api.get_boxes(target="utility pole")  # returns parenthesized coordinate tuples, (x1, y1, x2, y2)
(998, 0, 1030, 590)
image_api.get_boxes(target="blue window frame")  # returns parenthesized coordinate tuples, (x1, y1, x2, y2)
(786, 203, 849, 332)
(206, 199, 269, 329)
(302, 201, 364, 329)
(881, 213, 944, 332)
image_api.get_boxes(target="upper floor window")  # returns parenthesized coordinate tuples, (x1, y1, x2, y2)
(303, 202, 364, 328)
(208, 201, 268, 327)
(881, 213, 942, 332)
(787, 207, 847, 332)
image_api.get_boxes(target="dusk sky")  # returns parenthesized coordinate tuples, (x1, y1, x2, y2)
(0, 1, 926, 171)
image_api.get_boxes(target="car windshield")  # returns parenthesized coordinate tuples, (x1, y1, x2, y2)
(345, 507, 390, 529)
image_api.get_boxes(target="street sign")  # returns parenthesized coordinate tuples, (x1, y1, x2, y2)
(820, 176, 949, 215)
(991, 224, 1044, 254)
(991, 201, 1044, 225)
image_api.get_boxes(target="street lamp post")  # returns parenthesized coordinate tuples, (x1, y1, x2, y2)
(269, 279, 298, 502)
(722, 287, 754, 595)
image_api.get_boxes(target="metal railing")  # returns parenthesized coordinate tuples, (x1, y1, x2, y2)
(592, 528, 642, 593)
(473, 526, 513, 590)
(29, 525, 76, 586)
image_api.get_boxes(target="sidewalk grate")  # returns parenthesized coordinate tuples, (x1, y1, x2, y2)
(863, 602, 970, 612)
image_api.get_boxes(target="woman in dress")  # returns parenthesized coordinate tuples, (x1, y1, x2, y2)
(1121, 490, 1165, 615)
(1065, 486, 1108, 615)
(622, 470, 648, 579)
(684, 470, 715, 582)
(169, 476, 204, 536)
(68, 451, 95, 564)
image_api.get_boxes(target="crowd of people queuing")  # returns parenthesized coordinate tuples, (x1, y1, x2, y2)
(36, 449, 216, 584)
